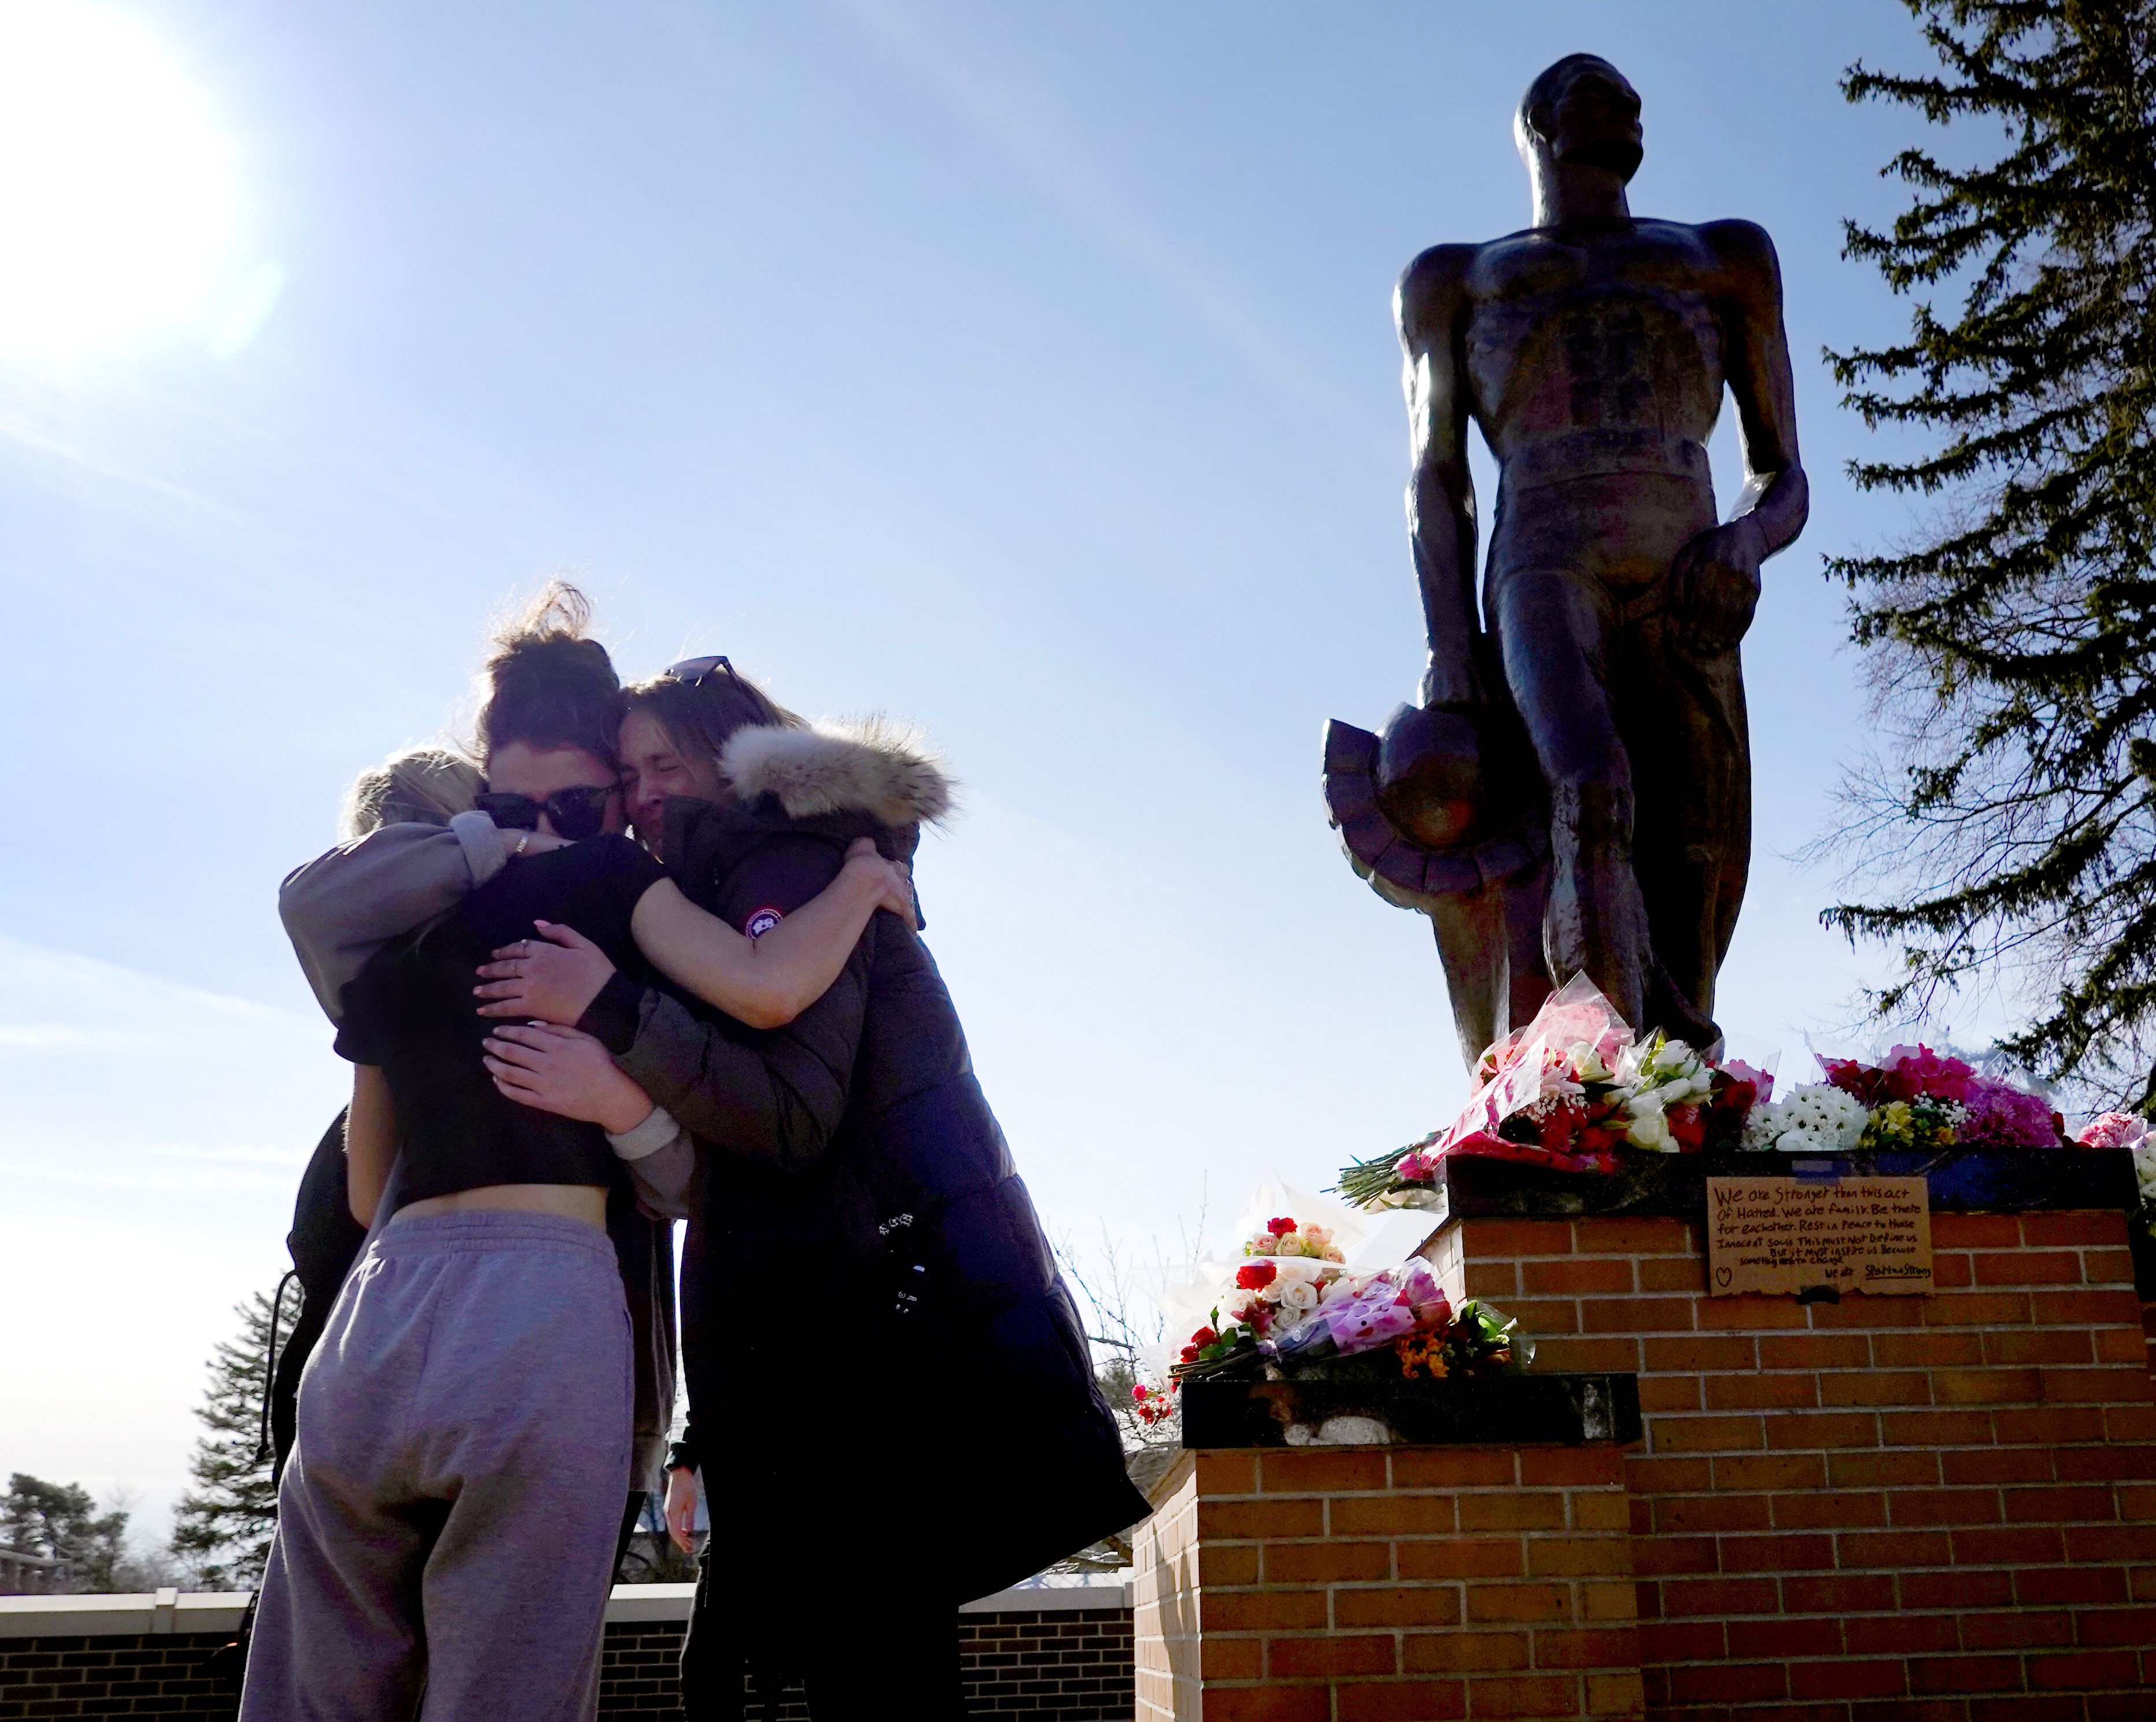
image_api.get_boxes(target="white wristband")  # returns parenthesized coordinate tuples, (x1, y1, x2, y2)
(606, 1105, 681, 1162)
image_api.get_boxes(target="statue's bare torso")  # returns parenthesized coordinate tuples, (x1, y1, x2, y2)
(1381, 59, 1807, 1056)
(1465, 220, 1730, 457)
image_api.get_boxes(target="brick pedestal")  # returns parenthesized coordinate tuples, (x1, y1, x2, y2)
(1424, 1201, 2156, 1719)
(1133, 1444, 1644, 1721)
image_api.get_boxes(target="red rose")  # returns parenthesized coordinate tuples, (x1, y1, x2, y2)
(1179, 1344, 1201, 1362)
(1537, 1100, 1585, 1151)
(1236, 1262, 1277, 1290)
(1578, 1125, 1618, 1152)
(1668, 1103, 1706, 1152)
(1267, 1217, 1297, 1236)
(1821, 1057, 1896, 1107)
(1190, 1326, 1219, 1348)
(1132, 1384, 1149, 1401)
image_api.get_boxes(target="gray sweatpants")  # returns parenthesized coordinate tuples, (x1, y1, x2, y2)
(240, 1212, 633, 1722)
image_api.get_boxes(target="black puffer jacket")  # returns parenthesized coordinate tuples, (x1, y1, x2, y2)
(578, 725, 1147, 1600)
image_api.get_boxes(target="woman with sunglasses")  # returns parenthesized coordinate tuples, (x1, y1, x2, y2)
(478, 653, 1149, 1721)
(243, 588, 914, 1722)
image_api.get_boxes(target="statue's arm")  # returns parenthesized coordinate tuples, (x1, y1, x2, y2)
(1397, 245, 1485, 709)
(1708, 219, 1809, 560)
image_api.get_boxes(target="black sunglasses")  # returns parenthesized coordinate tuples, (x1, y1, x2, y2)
(476, 785, 616, 841)
(664, 654, 751, 696)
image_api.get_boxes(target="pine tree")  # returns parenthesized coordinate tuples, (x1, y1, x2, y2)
(169, 1286, 293, 1588)
(2, 1474, 128, 1592)
(1821, 0, 2156, 1107)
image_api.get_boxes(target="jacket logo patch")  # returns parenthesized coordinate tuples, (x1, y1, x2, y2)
(741, 906, 785, 939)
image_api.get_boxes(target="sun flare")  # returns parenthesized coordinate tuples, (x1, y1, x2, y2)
(0, 0, 242, 363)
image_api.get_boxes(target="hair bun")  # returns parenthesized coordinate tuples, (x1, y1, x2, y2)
(474, 580, 625, 763)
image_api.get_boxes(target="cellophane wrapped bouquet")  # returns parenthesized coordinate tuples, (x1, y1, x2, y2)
(2080, 1112, 2156, 1252)
(1134, 1215, 1531, 1415)
(1335, 976, 2127, 1211)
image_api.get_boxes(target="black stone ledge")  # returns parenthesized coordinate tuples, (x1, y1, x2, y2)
(1407, 1147, 2135, 1232)
(1180, 1372, 1641, 1450)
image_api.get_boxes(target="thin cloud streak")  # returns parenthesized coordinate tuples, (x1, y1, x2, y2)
(831, 0, 1390, 446)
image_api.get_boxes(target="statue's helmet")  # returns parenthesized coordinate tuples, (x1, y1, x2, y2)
(1515, 54, 1643, 184)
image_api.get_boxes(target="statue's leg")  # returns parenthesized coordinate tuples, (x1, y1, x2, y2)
(1490, 566, 1655, 1031)
(1426, 888, 1509, 1069)
(1503, 858, 1555, 1032)
(1616, 616, 1750, 1029)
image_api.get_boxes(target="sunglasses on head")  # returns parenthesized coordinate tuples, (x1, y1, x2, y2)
(665, 654, 751, 696)
(476, 785, 616, 841)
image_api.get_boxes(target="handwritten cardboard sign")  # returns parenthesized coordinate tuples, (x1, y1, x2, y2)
(1706, 1176, 1933, 1297)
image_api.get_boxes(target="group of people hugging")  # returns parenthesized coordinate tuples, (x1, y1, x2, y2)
(240, 582, 1146, 1721)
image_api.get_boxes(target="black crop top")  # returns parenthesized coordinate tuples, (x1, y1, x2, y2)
(335, 835, 669, 1210)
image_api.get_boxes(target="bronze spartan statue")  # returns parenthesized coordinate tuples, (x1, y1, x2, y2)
(1326, 54, 1808, 1067)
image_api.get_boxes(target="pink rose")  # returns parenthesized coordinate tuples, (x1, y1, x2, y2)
(2076, 1112, 2148, 1150)
(1882, 1044, 1976, 1103)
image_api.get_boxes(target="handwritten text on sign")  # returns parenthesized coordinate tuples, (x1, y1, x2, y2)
(1705, 1177, 1933, 1297)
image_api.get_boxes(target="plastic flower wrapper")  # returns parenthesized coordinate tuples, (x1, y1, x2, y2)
(1261, 1260, 1452, 1368)
(1335, 977, 1639, 1205)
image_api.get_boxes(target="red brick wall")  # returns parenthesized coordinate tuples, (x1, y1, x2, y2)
(1426, 1209, 2156, 1719)
(1, 1610, 1136, 1721)
(1132, 1446, 1644, 1721)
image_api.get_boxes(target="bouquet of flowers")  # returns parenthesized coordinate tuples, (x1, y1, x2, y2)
(1160, 1254, 1530, 1392)
(1335, 977, 1766, 1207)
(1225, 1215, 1349, 1340)
(2079, 1113, 2156, 1253)
(1260, 1259, 1453, 1368)
(1334, 982, 2105, 1211)
(1396, 1298, 1531, 1380)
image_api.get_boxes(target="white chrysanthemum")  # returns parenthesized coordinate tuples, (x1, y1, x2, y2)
(2133, 1140, 2156, 1194)
(1745, 1082, 1866, 1153)
(1741, 1098, 1788, 1151)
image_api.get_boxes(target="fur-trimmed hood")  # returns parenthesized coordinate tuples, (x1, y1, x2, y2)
(719, 718, 953, 829)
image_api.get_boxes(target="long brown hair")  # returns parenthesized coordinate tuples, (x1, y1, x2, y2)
(623, 661, 804, 785)
(472, 581, 623, 768)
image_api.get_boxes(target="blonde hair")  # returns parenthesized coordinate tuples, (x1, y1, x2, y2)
(339, 747, 484, 840)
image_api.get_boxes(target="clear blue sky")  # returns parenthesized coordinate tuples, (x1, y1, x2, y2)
(2, 0, 1958, 1540)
